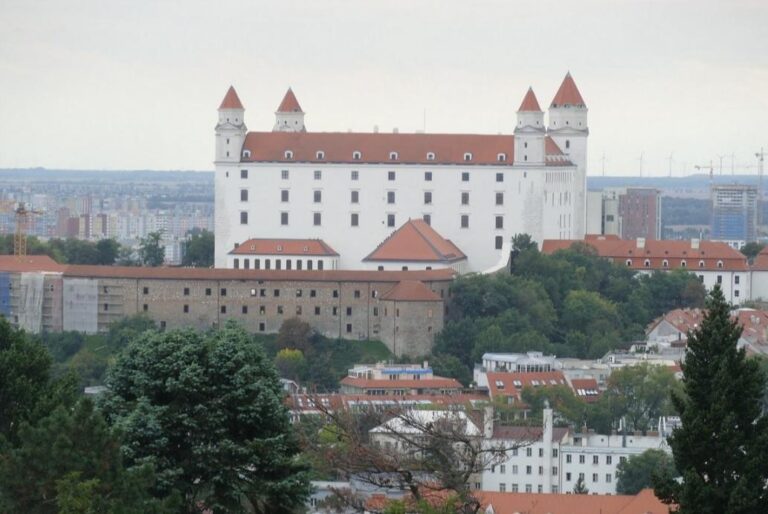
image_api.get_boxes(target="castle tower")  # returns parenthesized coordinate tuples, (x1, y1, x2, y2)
(548, 72, 588, 237)
(514, 87, 546, 166)
(273, 88, 306, 132)
(215, 86, 247, 163)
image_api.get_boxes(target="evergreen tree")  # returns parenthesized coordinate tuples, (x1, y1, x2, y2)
(573, 475, 589, 494)
(139, 231, 165, 267)
(655, 286, 768, 512)
(101, 321, 310, 513)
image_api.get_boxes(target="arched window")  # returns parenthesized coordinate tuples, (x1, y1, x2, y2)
(426, 152, 435, 161)
(625, 259, 632, 267)
(717, 260, 724, 269)
(662, 259, 669, 268)
(681, 260, 687, 268)
(352, 151, 361, 160)
(389, 151, 398, 161)
(463, 152, 473, 161)
(316, 150, 325, 160)
(497, 153, 507, 162)
(242, 150, 251, 158)
(644, 259, 651, 268)
(284, 150, 294, 159)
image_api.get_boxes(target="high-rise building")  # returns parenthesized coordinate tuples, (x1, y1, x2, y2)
(586, 187, 661, 240)
(711, 184, 757, 248)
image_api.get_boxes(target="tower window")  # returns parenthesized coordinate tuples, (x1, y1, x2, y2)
(496, 192, 504, 205)
(495, 216, 503, 229)
(351, 213, 359, 226)
(461, 172, 470, 182)
(461, 192, 469, 205)
(387, 191, 396, 204)
(425, 171, 432, 181)
(281, 190, 289, 202)
(495, 236, 503, 249)
(496, 172, 504, 182)
(314, 170, 322, 180)
(281, 212, 289, 225)
(351, 170, 359, 180)
(281, 169, 289, 180)
(352, 151, 361, 160)
(240, 189, 248, 202)
(463, 152, 473, 161)
(241, 169, 248, 179)
(389, 152, 398, 161)
(424, 191, 432, 205)
(388, 171, 396, 181)
(284, 150, 294, 159)
(240, 211, 248, 225)
(313, 190, 322, 203)
(387, 214, 395, 227)
(524, 142, 528, 148)
(313, 212, 322, 226)
(351, 190, 359, 203)
(461, 214, 469, 228)
(316, 150, 325, 160)
(565, 140, 570, 149)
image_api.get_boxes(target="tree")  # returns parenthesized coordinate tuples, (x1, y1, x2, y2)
(0, 398, 178, 513)
(95, 238, 120, 265)
(511, 233, 537, 252)
(430, 353, 472, 386)
(276, 317, 315, 353)
(740, 242, 765, 261)
(573, 475, 589, 494)
(274, 348, 307, 381)
(181, 229, 214, 267)
(139, 231, 165, 267)
(616, 449, 675, 495)
(654, 286, 768, 512)
(100, 322, 310, 512)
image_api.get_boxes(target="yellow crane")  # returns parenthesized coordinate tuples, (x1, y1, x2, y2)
(14, 203, 43, 258)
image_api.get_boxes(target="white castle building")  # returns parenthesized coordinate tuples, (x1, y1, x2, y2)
(214, 74, 588, 272)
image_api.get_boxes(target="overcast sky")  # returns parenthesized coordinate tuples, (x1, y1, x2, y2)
(1, 0, 766, 176)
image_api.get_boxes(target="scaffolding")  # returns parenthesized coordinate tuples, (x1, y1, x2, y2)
(63, 278, 98, 334)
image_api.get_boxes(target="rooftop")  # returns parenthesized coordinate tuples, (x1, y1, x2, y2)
(479, 488, 669, 514)
(229, 238, 338, 257)
(365, 219, 466, 263)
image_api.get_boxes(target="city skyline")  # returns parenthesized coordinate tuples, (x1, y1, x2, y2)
(1, 0, 766, 176)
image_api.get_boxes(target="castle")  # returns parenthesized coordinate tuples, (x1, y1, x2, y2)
(214, 74, 588, 272)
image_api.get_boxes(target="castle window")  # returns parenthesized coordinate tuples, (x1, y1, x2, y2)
(426, 152, 435, 161)
(351, 213, 359, 227)
(387, 214, 395, 227)
(351, 190, 359, 203)
(352, 150, 362, 160)
(644, 259, 651, 268)
(313, 212, 322, 226)
(495, 236, 503, 249)
(681, 260, 687, 268)
(425, 171, 433, 181)
(424, 191, 432, 205)
(626, 259, 632, 267)
(565, 140, 570, 149)
(240, 211, 248, 225)
(281, 212, 289, 225)
(240, 189, 248, 202)
(284, 150, 294, 159)
(461, 172, 470, 182)
(463, 152, 473, 161)
(316, 150, 325, 160)
(389, 152, 398, 161)
(242, 150, 251, 158)
(717, 260, 724, 269)
(496, 172, 504, 182)
(524, 142, 528, 148)
(241, 169, 248, 179)
(351, 170, 359, 180)
(314, 170, 322, 180)
(461, 214, 469, 228)
(699, 260, 705, 268)
(281, 169, 289, 179)
(497, 153, 507, 162)
(387, 191, 395, 204)
(423, 214, 431, 225)
(461, 192, 469, 205)
(313, 190, 322, 203)
(524, 155, 528, 161)
(496, 192, 504, 205)
(495, 216, 503, 229)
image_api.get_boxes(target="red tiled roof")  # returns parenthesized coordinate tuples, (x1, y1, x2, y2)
(542, 237, 748, 271)
(277, 88, 302, 112)
(752, 246, 768, 270)
(518, 87, 542, 112)
(380, 280, 442, 302)
(570, 378, 601, 403)
(365, 219, 466, 263)
(478, 488, 670, 514)
(219, 86, 244, 110)
(286, 393, 488, 412)
(340, 376, 462, 390)
(240, 131, 571, 166)
(648, 307, 768, 346)
(486, 371, 568, 401)
(550, 72, 586, 108)
(0, 256, 455, 284)
(229, 238, 338, 256)
(0, 255, 64, 273)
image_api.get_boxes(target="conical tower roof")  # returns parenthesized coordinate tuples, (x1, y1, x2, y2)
(219, 86, 244, 109)
(518, 87, 542, 112)
(551, 72, 586, 107)
(277, 88, 303, 112)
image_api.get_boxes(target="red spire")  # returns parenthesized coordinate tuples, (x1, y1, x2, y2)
(551, 72, 586, 107)
(518, 87, 542, 112)
(277, 88, 303, 112)
(219, 86, 243, 110)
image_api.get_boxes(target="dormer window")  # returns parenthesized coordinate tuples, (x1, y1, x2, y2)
(625, 259, 632, 267)
(644, 259, 651, 268)
(681, 260, 687, 268)
(717, 260, 724, 269)
(662, 259, 669, 268)
(497, 153, 507, 162)
(284, 150, 294, 159)
(316, 151, 325, 160)
(352, 151, 362, 160)
(463, 152, 473, 161)
(426, 152, 435, 161)
(242, 150, 251, 158)
(276, 245, 283, 252)
(389, 151, 398, 161)
(699, 260, 705, 268)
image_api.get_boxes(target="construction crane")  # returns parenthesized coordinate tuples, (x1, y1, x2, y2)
(14, 203, 43, 258)
(694, 161, 714, 184)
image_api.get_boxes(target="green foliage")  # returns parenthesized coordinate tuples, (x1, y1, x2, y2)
(741, 242, 765, 261)
(101, 321, 310, 512)
(276, 317, 316, 353)
(139, 231, 165, 267)
(95, 238, 120, 265)
(616, 449, 675, 495)
(0, 398, 178, 513)
(520, 385, 587, 425)
(655, 286, 768, 512)
(0, 234, 125, 265)
(573, 475, 589, 494)
(430, 353, 472, 386)
(181, 229, 214, 267)
(275, 348, 307, 381)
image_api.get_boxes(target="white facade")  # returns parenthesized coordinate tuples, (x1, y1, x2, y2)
(474, 352, 557, 388)
(226, 252, 339, 271)
(214, 78, 587, 272)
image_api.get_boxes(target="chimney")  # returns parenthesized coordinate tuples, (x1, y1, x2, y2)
(691, 238, 700, 250)
(483, 405, 494, 439)
(636, 237, 646, 249)
(373, 125, 379, 133)
(393, 127, 399, 134)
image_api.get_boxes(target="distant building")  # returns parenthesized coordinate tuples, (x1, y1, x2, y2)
(227, 238, 340, 271)
(340, 362, 462, 395)
(586, 188, 661, 240)
(711, 184, 757, 248)
(474, 352, 557, 388)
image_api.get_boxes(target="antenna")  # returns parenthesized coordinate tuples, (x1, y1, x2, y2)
(601, 153, 606, 177)
(668, 152, 674, 178)
(717, 154, 726, 175)
(638, 151, 644, 178)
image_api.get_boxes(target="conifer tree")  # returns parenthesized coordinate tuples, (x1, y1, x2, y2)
(655, 286, 768, 512)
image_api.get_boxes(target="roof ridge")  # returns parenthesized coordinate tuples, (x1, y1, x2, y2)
(410, 220, 450, 259)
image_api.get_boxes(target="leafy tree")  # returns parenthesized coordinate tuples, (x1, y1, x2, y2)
(0, 398, 178, 513)
(181, 229, 214, 267)
(95, 238, 120, 265)
(654, 286, 768, 512)
(139, 231, 165, 267)
(573, 475, 589, 494)
(616, 449, 675, 495)
(275, 348, 307, 381)
(276, 317, 315, 353)
(740, 241, 765, 261)
(116, 245, 140, 266)
(511, 233, 537, 252)
(0, 318, 76, 443)
(520, 385, 587, 425)
(430, 353, 472, 386)
(101, 322, 310, 512)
